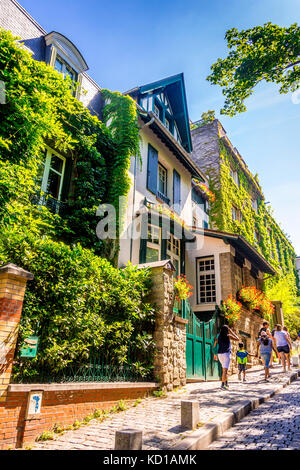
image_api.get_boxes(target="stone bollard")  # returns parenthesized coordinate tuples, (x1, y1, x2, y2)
(114, 428, 143, 450)
(181, 400, 200, 429)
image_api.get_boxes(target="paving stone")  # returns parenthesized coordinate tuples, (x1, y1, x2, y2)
(32, 365, 299, 451)
(209, 376, 300, 450)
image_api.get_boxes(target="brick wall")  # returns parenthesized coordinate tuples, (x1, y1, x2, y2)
(0, 383, 157, 449)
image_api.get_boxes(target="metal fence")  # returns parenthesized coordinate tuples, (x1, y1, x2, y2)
(13, 347, 153, 384)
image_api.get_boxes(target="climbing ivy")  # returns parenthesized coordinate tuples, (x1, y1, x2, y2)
(0, 29, 140, 262)
(0, 30, 156, 375)
(205, 136, 299, 331)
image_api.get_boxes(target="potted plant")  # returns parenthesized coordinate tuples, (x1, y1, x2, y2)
(173, 275, 193, 315)
(220, 294, 242, 327)
(237, 286, 275, 318)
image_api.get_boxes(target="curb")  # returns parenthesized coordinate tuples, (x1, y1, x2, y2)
(174, 369, 300, 450)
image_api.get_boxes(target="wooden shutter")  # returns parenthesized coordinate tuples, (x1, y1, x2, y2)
(147, 144, 158, 194)
(173, 169, 181, 212)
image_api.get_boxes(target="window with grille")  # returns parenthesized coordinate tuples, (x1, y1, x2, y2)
(197, 257, 216, 304)
(146, 224, 161, 263)
(167, 233, 180, 277)
(158, 164, 167, 196)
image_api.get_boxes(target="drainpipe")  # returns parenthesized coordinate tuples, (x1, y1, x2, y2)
(129, 116, 155, 263)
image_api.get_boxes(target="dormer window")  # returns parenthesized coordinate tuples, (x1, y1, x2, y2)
(54, 55, 77, 83)
(44, 31, 88, 99)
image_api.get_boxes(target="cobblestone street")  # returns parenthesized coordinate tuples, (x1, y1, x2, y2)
(208, 377, 300, 450)
(33, 365, 300, 450)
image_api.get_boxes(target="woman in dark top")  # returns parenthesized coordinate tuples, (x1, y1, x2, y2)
(214, 325, 239, 390)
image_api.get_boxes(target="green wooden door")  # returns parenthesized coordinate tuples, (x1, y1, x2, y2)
(203, 318, 220, 380)
(185, 301, 205, 380)
(184, 301, 221, 381)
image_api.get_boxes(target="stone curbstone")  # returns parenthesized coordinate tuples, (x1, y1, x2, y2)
(173, 369, 300, 451)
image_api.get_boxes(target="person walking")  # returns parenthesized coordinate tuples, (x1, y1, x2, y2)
(214, 325, 239, 390)
(283, 326, 292, 367)
(258, 321, 270, 338)
(273, 324, 292, 372)
(256, 331, 277, 381)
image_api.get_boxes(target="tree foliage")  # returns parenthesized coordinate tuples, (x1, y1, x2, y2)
(207, 23, 300, 115)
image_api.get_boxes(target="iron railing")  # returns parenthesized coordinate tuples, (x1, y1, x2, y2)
(13, 348, 153, 384)
(31, 189, 68, 216)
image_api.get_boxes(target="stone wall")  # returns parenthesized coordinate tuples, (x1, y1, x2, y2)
(141, 260, 187, 391)
(190, 120, 221, 182)
(229, 307, 263, 375)
(218, 252, 265, 374)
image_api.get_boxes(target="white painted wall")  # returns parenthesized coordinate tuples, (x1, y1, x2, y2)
(185, 235, 231, 313)
(118, 124, 209, 268)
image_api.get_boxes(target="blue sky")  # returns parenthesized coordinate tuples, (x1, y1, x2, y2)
(20, 0, 300, 253)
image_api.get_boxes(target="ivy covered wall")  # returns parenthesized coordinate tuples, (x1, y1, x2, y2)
(191, 120, 299, 335)
(0, 30, 155, 377)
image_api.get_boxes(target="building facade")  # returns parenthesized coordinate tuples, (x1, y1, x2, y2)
(0, 0, 285, 386)
(118, 74, 210, 276)
(190, 118, 298, 286)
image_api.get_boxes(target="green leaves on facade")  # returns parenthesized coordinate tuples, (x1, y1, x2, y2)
(0, 30, 153, 377)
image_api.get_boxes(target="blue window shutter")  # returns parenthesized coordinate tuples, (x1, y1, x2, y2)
(147, 144, 158, 194)
(173, 169, 181, 211)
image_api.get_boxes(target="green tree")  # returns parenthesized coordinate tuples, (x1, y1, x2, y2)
(207, 23, 300, 116)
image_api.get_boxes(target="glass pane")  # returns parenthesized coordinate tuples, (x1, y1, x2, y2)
(65, 66, 75, 81)
(46, 169, 61, 199)
(50, 155, 63, 174)
(146, 246, 159, 263)
(148, 225, 160, 244)
(174, 258, 179, 277)
(54, 58, 63, 73)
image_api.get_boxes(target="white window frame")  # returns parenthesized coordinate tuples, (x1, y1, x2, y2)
(251, 198, 258, 212)
(232, 206, 240, 222)
(39, 147, 66, 202)
(158, 163, 168, 197)
(146, 224, 161, 263)
(54, 54, 78, 88)
(197, 256, 216, 304)
(230, 167, 239, 186)
(167, 233, 181, 276)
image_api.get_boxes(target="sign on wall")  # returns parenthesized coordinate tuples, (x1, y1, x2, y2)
(26, 391, 43, 418)
(20, 336, 39, 358)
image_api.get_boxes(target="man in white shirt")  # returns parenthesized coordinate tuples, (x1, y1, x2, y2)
(273, 324, 291, 372)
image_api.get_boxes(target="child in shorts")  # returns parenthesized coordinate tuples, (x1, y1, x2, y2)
(236, 342, 254, 382)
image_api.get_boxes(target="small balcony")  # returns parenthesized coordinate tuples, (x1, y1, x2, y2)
(156, 190, 170, 206)
(31, 189, 68, 216)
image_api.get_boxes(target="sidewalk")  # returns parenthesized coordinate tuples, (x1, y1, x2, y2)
(33, 364, 300, 450)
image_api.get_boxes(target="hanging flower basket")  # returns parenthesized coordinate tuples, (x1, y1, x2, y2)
(220, 294, 242, 326)
(174, 275, 193, 302)
(237, 286, 275, 318)
(192, 178, 216, 203)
